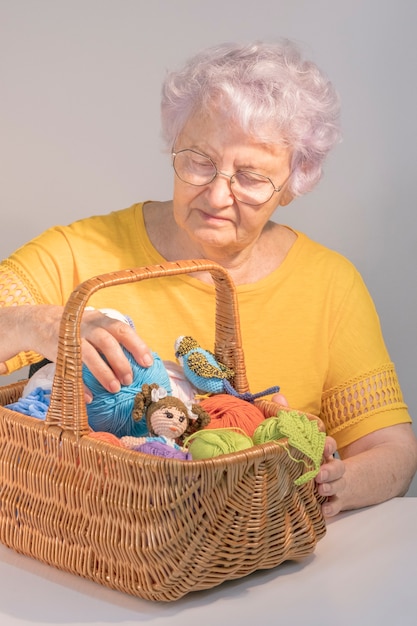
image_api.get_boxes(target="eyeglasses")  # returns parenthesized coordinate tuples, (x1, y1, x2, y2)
(172, 149, 287, 206)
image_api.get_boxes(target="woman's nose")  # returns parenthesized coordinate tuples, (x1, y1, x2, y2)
(205, 171, 234, 206)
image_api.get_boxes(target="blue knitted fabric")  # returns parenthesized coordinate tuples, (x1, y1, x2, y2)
(5, 387, 51, 419)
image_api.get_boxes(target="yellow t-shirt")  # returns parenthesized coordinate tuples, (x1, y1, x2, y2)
(1, 202, 410, 448)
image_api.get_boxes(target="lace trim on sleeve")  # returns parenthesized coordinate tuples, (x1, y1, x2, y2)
(0, 262, 45, 373)
(321, 363, 408, 436)
(0, 260, 44, 306)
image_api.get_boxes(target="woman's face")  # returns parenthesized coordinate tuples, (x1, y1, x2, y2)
(172, 108, 293, 257)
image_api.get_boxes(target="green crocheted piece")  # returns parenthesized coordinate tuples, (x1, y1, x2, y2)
(254, 410, 326, 486)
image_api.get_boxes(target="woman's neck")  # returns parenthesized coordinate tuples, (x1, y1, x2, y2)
(142, 200, 296, 285)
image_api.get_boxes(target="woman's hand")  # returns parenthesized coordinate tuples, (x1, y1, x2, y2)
(78, 308, 153, 395)
(270, 392, 290, 407)
(0, 304, 153, 395)
(315, 436, 346, 517)
(271, 395, 417, 516)
(270, 392, 346, 516)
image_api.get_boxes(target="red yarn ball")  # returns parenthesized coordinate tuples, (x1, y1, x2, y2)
(199, 394, 265, 437)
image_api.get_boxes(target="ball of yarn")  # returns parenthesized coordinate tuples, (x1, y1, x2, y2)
(186, 428, 253, 459)
(87, 431, 123, 447)
(199, 394, 265, 437)
(253, 416, 286, 445)
(82, 348, 172, 437)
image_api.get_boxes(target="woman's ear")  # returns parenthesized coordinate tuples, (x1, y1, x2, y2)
(279, 187, 294, 207)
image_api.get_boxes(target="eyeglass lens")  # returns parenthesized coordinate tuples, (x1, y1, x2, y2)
(172, 150, 276, 205)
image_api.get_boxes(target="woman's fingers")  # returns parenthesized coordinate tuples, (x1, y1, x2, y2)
(324, 436, 338, 458)
(315, 447, 346, 517)
(80, 311, 153, 393)
(107, 317, 153, 369)
(271, 392, 289, 406)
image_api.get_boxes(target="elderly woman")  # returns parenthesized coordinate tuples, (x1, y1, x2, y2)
(0, 41, 416, 516)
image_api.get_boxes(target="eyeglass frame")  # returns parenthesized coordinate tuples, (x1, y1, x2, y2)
(171, 148, 289, 206)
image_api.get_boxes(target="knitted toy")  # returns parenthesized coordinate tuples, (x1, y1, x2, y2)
(121, 383, 211, 459)
(174, 335, 281, 402)
(174, 335, 234, 395)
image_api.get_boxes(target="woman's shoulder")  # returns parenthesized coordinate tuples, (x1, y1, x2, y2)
(7, 202, 151, 281)
(63, 202, 145, 235)
(14, 203, 146, 248)
(285, 229, 371, 308)
(247, 225, 366, 299)
(290, 228, 360, 276)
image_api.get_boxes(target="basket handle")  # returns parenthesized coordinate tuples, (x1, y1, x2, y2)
(46, 259, 249, 436)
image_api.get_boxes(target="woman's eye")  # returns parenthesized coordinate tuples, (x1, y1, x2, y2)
(192, 159, 212, 170)
(164, 411, 174, 419)
(236, 172, 267, 187)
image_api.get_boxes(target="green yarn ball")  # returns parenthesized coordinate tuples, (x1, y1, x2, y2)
(253, 416, 286, 445)
(187, 428, 253, 459)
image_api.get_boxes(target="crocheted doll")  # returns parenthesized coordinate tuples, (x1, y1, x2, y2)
(121, 383, 211, 459)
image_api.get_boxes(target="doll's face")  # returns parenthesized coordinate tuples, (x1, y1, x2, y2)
(150, 405, 188, 439)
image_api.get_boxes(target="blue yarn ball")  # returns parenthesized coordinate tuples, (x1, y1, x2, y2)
(82, 348, 172, 437)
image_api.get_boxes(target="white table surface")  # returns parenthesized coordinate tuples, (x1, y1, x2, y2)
(0, 497, 415, 626)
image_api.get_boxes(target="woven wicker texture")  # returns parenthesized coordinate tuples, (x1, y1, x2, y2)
(0, 260, 326, 602)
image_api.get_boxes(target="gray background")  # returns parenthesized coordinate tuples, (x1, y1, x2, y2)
(1, 0, 416, 495)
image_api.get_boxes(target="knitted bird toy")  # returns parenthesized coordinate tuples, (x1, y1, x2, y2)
(174, 335, 234, 395)
(174, 335, 281, 402)
(121, 383, 211, 459)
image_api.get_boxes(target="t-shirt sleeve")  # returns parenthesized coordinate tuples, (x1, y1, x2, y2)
(4, 226, 82, 306)
(321, 266, 410, 447)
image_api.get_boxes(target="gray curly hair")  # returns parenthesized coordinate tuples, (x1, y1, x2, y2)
(161, 40, 341, 197)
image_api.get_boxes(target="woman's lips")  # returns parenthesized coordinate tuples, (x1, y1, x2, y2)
(196, 208, 231, 223)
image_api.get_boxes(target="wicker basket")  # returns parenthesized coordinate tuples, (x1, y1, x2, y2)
(0, 260, 326, 602)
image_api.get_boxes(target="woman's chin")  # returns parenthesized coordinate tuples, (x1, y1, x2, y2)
(191, 231, 235, 253)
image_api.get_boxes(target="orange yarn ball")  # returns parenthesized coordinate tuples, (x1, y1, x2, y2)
(87, 431, 123, 447)
(199, 394, 265, 437)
